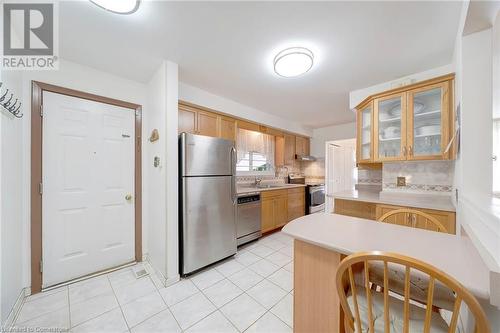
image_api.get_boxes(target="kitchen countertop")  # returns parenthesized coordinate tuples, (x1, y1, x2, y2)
(237, 183, 306, 194)
(282, 213, 490, 300)
(332, 189, 456, 212)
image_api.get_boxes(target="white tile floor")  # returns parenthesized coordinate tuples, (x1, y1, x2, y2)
(13, 232, 294, 332)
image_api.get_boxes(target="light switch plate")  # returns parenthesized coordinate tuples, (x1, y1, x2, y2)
(397, 176, 406, 187)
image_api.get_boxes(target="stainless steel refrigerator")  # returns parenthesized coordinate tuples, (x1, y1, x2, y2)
(179, 132, 237, 275)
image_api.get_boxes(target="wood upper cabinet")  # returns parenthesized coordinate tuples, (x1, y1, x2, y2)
(406, 81, 452, 160)
(179, 106, 197, 134)
(219, 116, 236, 142)
(284, 134, 296, 166)
(295, 136, 310, 156)
(197, 110, 218, 137)
(356, 74, 455, 163)
(357, 101, 374, 163)
(374, 92, 407, 161)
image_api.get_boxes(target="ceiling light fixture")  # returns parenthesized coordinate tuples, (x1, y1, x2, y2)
(90, 0, 140, 14)
(273, 47, 314, 78)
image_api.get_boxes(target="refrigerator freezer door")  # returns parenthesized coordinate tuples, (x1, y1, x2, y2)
(181, 175, 237, 274)
(180, 133, 235, 177)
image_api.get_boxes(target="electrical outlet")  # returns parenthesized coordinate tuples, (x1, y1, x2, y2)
(397, 176, 406, 187)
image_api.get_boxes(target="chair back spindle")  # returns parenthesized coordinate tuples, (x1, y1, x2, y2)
(336, 252, 490, 333)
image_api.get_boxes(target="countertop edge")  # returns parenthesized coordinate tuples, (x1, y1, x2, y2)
(332, 191, 456, 212)
(282, 214, 490, 300)
(237, 184, 307, 194)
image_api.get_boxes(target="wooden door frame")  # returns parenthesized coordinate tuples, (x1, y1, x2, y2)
(31, 81, 142, 294)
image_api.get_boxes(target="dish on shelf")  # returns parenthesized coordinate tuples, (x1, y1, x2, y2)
(415, 125, 440, 136)
(379, 135, 401, 141)
(383, 126, 400, 138)
(413, 101, 425, 114)
(389, 103, 401, 117)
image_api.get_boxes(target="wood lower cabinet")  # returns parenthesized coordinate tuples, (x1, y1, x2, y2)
(334, 199, 456, 234)
(334, 199, 377, 220)
(375, 204, 456, 234)
(261, 187, 305, 233)
(261, 198, 276, 233)
(287, 187, 305, 221)
(261, 190, 288, 233)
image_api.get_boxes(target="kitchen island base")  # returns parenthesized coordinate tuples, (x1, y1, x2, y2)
(294, 239, 345, 332)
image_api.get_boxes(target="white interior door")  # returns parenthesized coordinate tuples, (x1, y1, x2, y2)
(325, 139, 357, 213)
(42, 91, 136, 287)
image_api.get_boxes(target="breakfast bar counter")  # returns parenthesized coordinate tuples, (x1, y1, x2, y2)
(282, 213, 490, 332)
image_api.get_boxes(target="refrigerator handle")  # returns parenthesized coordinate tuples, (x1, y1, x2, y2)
(231, 147, 237, 204)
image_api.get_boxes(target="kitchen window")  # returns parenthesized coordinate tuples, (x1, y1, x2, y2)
(236, 128, 275, 175)
(494, 118, 500, 196)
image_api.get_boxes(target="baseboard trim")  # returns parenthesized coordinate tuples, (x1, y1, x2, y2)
(3, 287, 28, 329)
(144, 257, 180, 288)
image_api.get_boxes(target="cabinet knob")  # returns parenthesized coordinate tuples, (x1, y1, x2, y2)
(125, 194, 133, 201)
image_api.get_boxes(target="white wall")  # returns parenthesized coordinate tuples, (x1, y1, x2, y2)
(0, 70, 25, 325)
(311, 122, 356, 158)
(179, 83, 312, 137)
(146, 61, 179, 285)
(451, 4, 500, 325)
(349, 64, 455, 110)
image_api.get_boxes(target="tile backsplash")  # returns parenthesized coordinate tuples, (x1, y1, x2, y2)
(236, 159, 325, 185)
(382, 160, 454, 193)
(301, 158, 325, 179)
(358, 168, 382, 185)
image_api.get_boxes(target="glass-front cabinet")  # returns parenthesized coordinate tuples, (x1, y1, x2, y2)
(357, 102, 373, 162)
(355, 74, 454, 164)
(374, 93, 406, 161)
(407, 82, 450, 160)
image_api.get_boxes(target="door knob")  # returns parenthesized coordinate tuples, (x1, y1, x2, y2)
(125, 194, 133, 201)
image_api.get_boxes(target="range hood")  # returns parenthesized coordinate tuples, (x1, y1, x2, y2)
(295, 154, 317, 161)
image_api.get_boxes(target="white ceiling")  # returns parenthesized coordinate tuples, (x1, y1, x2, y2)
(59, 1, 462, 128)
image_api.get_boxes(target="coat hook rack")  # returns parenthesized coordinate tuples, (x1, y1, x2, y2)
(0, 82, 23, 118)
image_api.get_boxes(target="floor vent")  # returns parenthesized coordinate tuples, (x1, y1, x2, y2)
(133, 268, 149, 279)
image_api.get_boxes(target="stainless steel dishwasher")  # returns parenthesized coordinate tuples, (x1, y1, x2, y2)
(236, 192, 262, 246)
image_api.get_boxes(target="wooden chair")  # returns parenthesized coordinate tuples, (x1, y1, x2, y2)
(378, 208, 448, 233)
(336, 252, 490, 333)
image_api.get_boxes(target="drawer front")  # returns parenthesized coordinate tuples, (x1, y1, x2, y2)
(287, 187, 305, 195)
(334, 199, 377, 220)
(261, 189, 288, 199)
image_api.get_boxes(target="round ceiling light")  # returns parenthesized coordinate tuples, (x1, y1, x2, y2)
(90, 0, 140, 14)
(273, 47, 314, 78)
